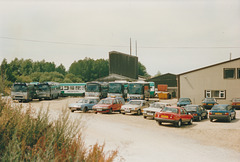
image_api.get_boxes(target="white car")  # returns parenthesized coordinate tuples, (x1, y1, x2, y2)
(143, 102, 171, 119)
(121, 100, 149, 115)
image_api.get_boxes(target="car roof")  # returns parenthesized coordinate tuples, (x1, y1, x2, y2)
(185, 104, 200, 107)
(84, 97, 99, 99)
(130, 100, 145, 102)
(214, 104, 229, 106)
(165, 106, 182, 109)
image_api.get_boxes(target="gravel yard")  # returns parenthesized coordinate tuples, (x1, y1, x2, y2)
(20, 97, 240, 162)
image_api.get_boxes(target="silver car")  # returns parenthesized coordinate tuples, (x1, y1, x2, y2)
(68, 97, 100, 112)
(143, 102, 171, 119)
(121, 100, 149, 115)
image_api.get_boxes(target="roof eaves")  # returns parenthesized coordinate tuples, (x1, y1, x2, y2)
(177, 57, 240, 76)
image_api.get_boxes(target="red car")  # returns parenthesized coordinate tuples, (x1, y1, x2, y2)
(155, 106, 193, 127)
(92, 98, 123, 114)
(232, 98, 240, 109)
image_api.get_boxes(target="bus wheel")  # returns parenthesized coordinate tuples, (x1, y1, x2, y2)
(83, 107, 88, 113)
(137, 109, 141, 115)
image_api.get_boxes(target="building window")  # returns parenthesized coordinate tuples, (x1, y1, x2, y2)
(206, 90, 211, 98)
(205, 90, 226, 99)
(237, 68, 240, 79)
(224, 68, 235, 79)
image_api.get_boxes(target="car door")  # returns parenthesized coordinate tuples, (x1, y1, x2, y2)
(142, 101, 148, 109)
(228, 106, 235, 118)
(198, 106, 204, 118)
(201, 106, 207, 117)
(88, 99, 95, 109)
(180, 108, 188, 122)
(112, 99, 117, 111)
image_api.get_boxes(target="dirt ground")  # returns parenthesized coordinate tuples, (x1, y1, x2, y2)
(19, 97, 240, 162)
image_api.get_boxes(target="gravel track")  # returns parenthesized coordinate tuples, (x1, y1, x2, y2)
(20, 97, 240, 162)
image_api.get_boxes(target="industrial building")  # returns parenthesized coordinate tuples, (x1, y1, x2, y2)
(177, 57, 240, 104)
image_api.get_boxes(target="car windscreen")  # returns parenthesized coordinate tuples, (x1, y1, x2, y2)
(233, 98, 240, 102)
(184, 106, 197, 111)
(204, 98, 215, 102)
(89, 99, 99, 104)
(179, 98, 190, 102)
(162, 107, 179, 114)
(212, 105, 227, 110)
(77, 99, 84, 103)
(99, 99, 112, 104)
(153, 103, 165, 108)
(129, 101, 142, 105)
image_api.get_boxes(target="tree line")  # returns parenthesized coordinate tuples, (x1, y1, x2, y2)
(0, 57, 149, 94)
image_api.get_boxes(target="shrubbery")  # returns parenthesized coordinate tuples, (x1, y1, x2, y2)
(0, 97, 117, 161)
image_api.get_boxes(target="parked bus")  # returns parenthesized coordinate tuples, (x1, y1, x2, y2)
(60, 83, 86, 97)
(148, 82, 155, 98)
(85, 82, 109, 99)
(36, 82, 60, 100)
(11, 83, 37, 102)
(127, 81, 150, 101)
(107, 81, 128, 100)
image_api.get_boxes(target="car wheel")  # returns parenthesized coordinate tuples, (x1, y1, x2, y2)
(109, 109, 113, 114)
(71, 110, 74, 113)
(233, 114, 236, 120)
(205, 114, 208, 119)
(94, 111, 97, 114)
(188, 118, 193, 125)
(143, 116, 147, 119)
(176, 120, 182, 127)
(122, 112, 125, 115)
(210, 118, 213, 122)
(198, 116, 202, 121)
(137, 109, 141, 115)
(158, 121, 162, 125)
(83, 107, 88, 113)
(227, 116, 231, 122)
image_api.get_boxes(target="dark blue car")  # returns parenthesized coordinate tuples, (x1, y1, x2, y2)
(202, 98, 217, 109)
(184, 105, 208, 121)
(177, 98, 192, 107)
(209, 104, 236, 122)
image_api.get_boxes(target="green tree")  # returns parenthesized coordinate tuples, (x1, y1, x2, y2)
(39, 72, 64, 83)
(20, 59, 33, 76)
(69, 57, 109, 82)
(16, 75, 32, 83)
(30, 72, 43, 82)
(56, 64, 66, 75)
(64, 73, 83, 83)
(154, 70, 161, 77)
(138, 62, 150, 77)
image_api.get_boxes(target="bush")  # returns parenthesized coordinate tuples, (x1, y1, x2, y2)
(0, 98, 117, 161)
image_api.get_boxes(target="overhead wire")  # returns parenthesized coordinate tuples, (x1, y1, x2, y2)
(1, 36, 240, 49)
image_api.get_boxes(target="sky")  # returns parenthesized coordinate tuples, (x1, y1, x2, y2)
(0, 0, 240, 76)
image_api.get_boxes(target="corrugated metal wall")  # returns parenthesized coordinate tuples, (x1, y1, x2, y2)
(109, 51, 138, 79)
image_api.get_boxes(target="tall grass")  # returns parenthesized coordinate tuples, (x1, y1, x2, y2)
(0, 97, 118, 161)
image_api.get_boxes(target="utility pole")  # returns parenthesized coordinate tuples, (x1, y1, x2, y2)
(135, 40, 137, 56)
(130, 38, 132, 55)
(230, 53, 232, 60)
